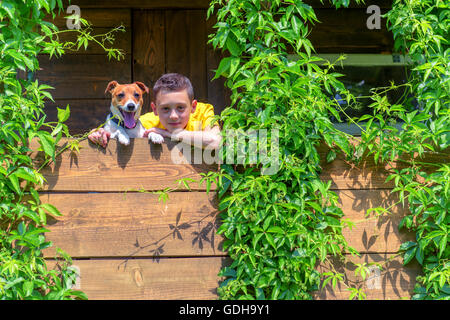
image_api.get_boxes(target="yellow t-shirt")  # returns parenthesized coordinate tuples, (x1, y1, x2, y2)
(139, 102, 218, 131)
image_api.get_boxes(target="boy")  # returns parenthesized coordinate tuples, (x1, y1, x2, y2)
(88, 73, 221, 150)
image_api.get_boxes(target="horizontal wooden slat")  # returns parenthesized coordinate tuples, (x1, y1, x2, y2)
(32, 138, 219, 192)
(36, 54, 131, 100)
(47, 9, 131, 28)
(46, 257, 228, 300)
(32, 138, 446, 192)
(44, 99, 113, 136)
(314, 254, 421, 300)
(41, 190, 412, 258)
(42, 192, 222, 258)
(64, 0, 393, 9)
(338, 189, 414, 253)
(309, 9, 394, 53)
(45, 253, 419, 300)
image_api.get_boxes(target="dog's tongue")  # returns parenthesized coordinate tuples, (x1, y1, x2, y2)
(123, 111, 136, 128)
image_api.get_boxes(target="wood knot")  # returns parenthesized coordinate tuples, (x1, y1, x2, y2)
(132, 268, 144, 287)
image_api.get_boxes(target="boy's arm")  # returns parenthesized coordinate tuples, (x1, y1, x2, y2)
(144, 125, 222, 150)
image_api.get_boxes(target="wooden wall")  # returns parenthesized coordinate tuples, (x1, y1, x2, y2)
(39, 0, 394, 135)
(34, 138, 424, 300)
(32, 0, 419, 300)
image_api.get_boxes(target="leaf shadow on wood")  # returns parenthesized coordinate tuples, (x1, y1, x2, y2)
(117, 207, 223, 270)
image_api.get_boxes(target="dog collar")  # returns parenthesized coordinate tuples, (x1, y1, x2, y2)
(109, 112, 136, 129)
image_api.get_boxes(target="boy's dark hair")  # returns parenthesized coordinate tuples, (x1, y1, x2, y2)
(153, 73, 194, 102)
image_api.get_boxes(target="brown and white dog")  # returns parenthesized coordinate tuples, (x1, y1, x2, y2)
(104, 81, 164, 145)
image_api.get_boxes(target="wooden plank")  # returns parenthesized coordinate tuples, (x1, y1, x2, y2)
(62, 0, 393, 9)
(132, 10, 166, 106)
(46, 257, 229, 300)
(42, 192, 222, 258)
(44, 99, 112, 136)
(46, 253, 418, 300)
(37, 54, 131, 100)
(206, 16, 230, 116)
(337, 190, 414, 253)
(48, 27, 131, 55)
(68, 0, 211, 9)
(32, 138, 219, 192)
(31, 137, 446, 192)
(44, 9, 131, 55)
(47, 9, 131, 28)
(309, 9, 394, 54)
(314, 254, 421, 300)
(41, 189, 411, 258)
(165, 10, 208, 102)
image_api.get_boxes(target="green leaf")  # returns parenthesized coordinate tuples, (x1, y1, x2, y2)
(37, 131, 55, 160)
(403, 247, 417, 265)
(265, 233, 276, 250)
(57, 105, 70, 122)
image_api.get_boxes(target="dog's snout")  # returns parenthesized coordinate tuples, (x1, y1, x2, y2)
(126, 103, 136, 111)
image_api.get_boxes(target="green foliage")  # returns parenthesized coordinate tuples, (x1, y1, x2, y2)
(207, 0, 448, 300)
(355, 0, 449, 300)
(207, 0, 365, 300)
(0, 0, 123, 299)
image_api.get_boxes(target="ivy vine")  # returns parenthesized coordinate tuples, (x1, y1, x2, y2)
(206, 0, 449, 300)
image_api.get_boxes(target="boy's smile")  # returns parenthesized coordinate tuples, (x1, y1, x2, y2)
(151, 89, 197, 133)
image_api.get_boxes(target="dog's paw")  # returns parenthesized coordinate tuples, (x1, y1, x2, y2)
(148, 132, 164, 144)
(118, 134, 130, 145)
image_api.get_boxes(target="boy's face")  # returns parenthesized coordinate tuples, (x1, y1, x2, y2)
(151, 89, 197, 133)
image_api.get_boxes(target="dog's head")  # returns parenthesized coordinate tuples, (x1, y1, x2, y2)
(105, 81, 149, 129)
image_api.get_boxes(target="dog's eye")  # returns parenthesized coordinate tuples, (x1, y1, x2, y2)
(118, 93, 125, 99)
(134, 93, 140, 98)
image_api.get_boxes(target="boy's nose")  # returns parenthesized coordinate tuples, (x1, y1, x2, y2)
(169, 110, 179, 119)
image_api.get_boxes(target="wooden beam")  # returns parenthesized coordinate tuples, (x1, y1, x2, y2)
(42, 192, 222, 258)
(45, 253, 418, 300)
(31, 138, 219, 192)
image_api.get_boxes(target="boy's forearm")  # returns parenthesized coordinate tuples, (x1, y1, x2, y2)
(173, 129, 222, 150)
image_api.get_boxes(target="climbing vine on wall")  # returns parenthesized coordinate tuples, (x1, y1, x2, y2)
(0, 0, 123, 299)
(206, 0, 369, 300)
(206, 0, 449, 300)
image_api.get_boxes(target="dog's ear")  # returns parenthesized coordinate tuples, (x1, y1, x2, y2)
(134, 81, 149, 95)
(105, 81, 119, 95)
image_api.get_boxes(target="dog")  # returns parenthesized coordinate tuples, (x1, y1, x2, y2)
(104, 81, 164, 145)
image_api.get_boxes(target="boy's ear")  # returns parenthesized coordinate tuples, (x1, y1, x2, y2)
(134, 81, 149, 94)
(191, 99, 197, 113)
(151, 102, 158, 115)
(105, 81, 119, 95)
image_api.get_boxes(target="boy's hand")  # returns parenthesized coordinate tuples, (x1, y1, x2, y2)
(88, 128, 111, 148)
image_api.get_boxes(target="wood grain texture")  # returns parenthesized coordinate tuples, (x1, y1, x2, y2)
(315, 254, 421, 300)
(309, 9, 394, 53)
(44, 99, 113, 136)
(46, 257, 229, 300)
(133, 10, 166, 106)
(337, 190, 414, 253)
(47, 9, 131, 28)
(45, 253, 418, 300)
(32, 138, 219, 192)
(42, 192, 222, 258)
(165, 10, 208, 102)
(206, 16, 230, 116)
(64, 0, 393, 9)
(41, 189, 412, 258)
(37, 54, 131, 100)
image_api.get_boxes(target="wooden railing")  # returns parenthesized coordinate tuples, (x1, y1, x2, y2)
(32, 138, 423, 299)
